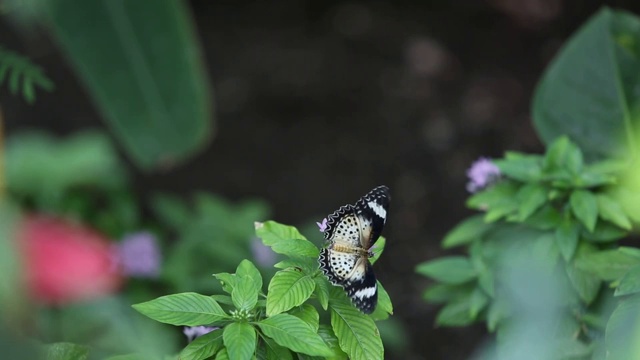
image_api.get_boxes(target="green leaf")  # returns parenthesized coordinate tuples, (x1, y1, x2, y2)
(469, 288, 489, 319)
(435, 300, 474, 327)
(566, 245, 601, 304)
(532, 8, 638, 161)
(369, 237, 386, 265)
(214, 273, 236, 295)
(259, 336, 293, 360)
(317, 325, 349, 360)
(442, 215, 492, 248)
(487, 300, 509, 332)
(422, 283, 475, 304)
(376, 281, 393, 316)
(605, 294, 640, 359)
(582, 221, 628, 242)
(132, 293, 228, 326)
(45, 0, 213, 170)
(466, 182, 518, 212)
(516, 183, 548, 221)
(256, 221, 308, 243)
(329, 290, 384, 360)
(43, 342, 89, 360)
(555, 216, 580, 261)
(313, 276, 330, 311)
(615, 265, 640, 296)
(223, 322, 256, 360)
(575, 248, 640, 281)
(289, 304, 320, 332)
(257, 314, 332, 357)
(597, 194, 632, 230)
(542, 136, 584, 175)
(267, 269, 315, 316)
(232, 260, 263, 311)
(179, 329, 224, 360)
(493, 155, 543, 182)
(214, 348, 229, 360)
(522, 204, 562, 230)
(270, 238, 319, 258)
(415, 257, 476, 284)
(570, 190, 598, 232)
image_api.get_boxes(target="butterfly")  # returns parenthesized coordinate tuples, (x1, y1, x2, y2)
(318, 185, 390, 314)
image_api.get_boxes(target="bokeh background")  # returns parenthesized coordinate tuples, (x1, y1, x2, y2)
(3, 1, 640, 359)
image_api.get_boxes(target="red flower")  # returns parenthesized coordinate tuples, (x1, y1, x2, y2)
(18, 215, 122, 305)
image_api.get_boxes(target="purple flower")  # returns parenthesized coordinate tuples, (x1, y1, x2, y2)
(316, 218, 328, 232)
(183, 326, 217, 342)
(117, 232, 161, 278)
(250, 237, 277, 267)
(466, 157, 501, 193)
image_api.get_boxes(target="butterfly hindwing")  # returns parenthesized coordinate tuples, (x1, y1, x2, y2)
(343, 258, 377, 314)
(319, 248, 358, 286)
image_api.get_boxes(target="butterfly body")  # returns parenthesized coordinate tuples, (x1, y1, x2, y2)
(318, 185, 390, 314)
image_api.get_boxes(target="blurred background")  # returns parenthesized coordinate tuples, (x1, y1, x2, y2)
(2, 1, 640, 359)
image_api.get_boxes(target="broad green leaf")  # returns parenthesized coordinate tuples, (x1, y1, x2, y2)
(442, 215, 491, 248)
(215, 348, 229, 360)
(555, 216, 580, 261)
(532, 8, 638, 161)
(597, 194, 632, 230)
(43, 342, 89, 360)
(478, 269, 495, 298)
(466, 182, 518, 211)
(274, 257, 318, 273)
(267, 269, 315, 316)
(214, 273, 236, 295)
(615, 265, 640, 296)
(257, 314, 332, 357)
(270, 238, 319, 258)
(317, 325, 349, 360)
(516, 183, 548, 221)
(179, 329, 224, 360)
(542, 136, 584, 175)
(289, 304, 319, 332)
(313, 276, 330, 310)
(487, 300, 509, 332)
(223, 322, 256, 360)
(415, 257, 476, 284)
(45, 0, 213, 170)
(376, 281, 393, 316)
(566, 245, 601, 304)
(370, 237, 386, 265)
(605, 294, 640, 359)
(329, 289, 384, 360)
(435, 299, 474, 327)
(255, 221, 308, 244)
(575, 248, 640, 281)
(522, 204, 562, 230)
(611, 187, 640, 224)
(232, 260, 262, 311)
(570, 190, 598, 232)
(493, 156, 542, 182)
(422, 283, 475, 304)
(132, 293, 228, 326)
(259, 336, 293, 360)
(210, 295, 234, 306)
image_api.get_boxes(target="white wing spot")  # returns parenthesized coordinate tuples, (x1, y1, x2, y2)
(352, 286, 377, 299)
(368, 201, 387, 219)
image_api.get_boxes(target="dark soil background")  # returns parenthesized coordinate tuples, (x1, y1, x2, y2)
(3, 1, 640, 359)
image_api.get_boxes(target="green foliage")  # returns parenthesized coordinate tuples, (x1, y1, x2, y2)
(0, 45, 53, 104)
(42, 342, 89, 360)
(134, 221, 392, 360)
(44, 0, 214, 170)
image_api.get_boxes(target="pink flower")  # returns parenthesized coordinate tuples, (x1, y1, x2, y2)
(316, 218, 328, 232)
(183, 326, 217, 342)
(117, 232, 161, 278)
(18, 215, 122, 305)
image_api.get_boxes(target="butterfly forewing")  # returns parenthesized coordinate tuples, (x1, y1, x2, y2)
(318, 185, 390, 314)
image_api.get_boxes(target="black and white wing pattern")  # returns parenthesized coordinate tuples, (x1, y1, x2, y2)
(318, 185, 390, 314)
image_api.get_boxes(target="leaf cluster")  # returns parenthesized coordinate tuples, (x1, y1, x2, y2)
(133, 221, 393, 360)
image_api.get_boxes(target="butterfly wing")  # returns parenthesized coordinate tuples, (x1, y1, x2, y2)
(322, 204, 361, 247)
(343, 257, 378, 314)
(354, 185, 390, 249)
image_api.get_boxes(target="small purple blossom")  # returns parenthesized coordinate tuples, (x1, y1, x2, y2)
(183, 326, 217, 342)
(466, 157, 501, 193)
(250, 237, 277, 267)
(117, 232, 162, 278)
(316, 218, 328, 232)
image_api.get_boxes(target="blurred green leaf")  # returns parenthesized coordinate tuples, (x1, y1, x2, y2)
(582, 221, 628, 242)
(442, 215, 491, 248)
(575, 248, 640, 281)
(43, 342, 89, 360)
(422, 283, 475, 304)
(615, 265, 640, 297)
(469, 288, 489, 319)
(597, 194, 632, 230)
(515, 183, 548, 221)
(542, 136, 584, 175)
(416, 257, 476, 284)
(570, 190, 598, 232)
(132, 292, 228, 326)
(606, 294, 640, 359)
(533, 8, 640, 161)
(435, 299, 475, 327)
(223, 322, 256, 360)
(45, 0, 213, 170)
(566, 245, 601, 304)
(493, 154, 542, 182)
(555, 215, 580, 261)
